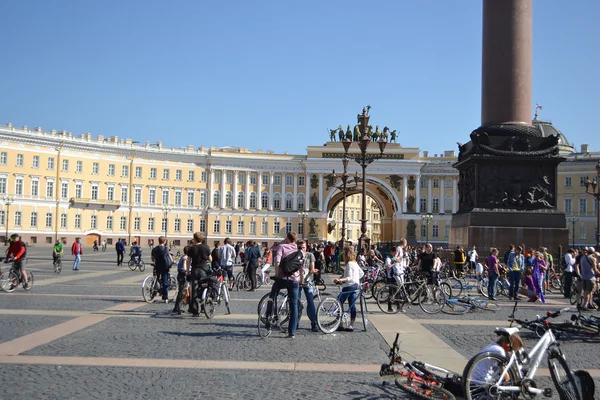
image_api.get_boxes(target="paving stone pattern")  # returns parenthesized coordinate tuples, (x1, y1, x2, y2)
(0, 315, 73, 344)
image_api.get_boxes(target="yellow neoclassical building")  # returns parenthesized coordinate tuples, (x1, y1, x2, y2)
(0, 118, 598, 249)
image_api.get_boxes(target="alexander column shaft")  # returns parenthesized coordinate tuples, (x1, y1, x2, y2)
(481, 0, 532, 127)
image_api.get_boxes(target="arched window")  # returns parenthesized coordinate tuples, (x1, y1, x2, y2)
(250, 192, 257, 208)
(297, 193, 305, 210)
(213, 190, 220, 208)
(285, 193, 293, 210)
(237, 191, 245, 208)
(225, 191, 233, 207)
(261, 192, 269, 209)
(273, 193, 281, 209)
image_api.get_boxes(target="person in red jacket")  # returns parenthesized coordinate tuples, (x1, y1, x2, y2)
(71, 237, 83, 270)
(5, 233, 29, 287)
(324, 241, 333, 271)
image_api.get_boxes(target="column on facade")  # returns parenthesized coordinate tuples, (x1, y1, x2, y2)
(233, 171, 238, 210)
(269, 172, 274, 211)
(452, 176, 458, 213)
(440, 175, 445, 214)
(245, 171, 250, 210)
(427, 176, 433, 213)
(293, 173, 298, 210)
(402, 175, 408, 213)
(318, 173, 324, 212)
(280, 172, 286, 211)
(416, 176, 421, 214)
(221, 169, 226, 209)
(208, 167, 213, 209)
(304, 173, 310, 211)
(257, 171, 263, 211)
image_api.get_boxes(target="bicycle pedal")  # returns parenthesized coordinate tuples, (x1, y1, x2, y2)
(543, 388, 553, 398)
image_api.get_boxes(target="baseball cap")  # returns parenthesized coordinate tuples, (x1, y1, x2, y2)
(587, 247, 595, 253)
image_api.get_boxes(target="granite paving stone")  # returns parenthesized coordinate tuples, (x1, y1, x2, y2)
(0, 315, 73, 344)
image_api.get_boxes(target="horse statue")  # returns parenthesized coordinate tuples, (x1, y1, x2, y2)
(353, 125, 361, 141)
(381, 126, 390, 142)
(371, 126, 379, 141)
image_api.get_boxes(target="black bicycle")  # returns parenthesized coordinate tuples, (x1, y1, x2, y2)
(0, 259, 34, 292)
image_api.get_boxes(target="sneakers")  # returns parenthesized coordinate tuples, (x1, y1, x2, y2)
(288, 334, 295, 339)
(164, 299, 169, 304)
(346, 326, 354, 332)
(311, 326, 319, 332)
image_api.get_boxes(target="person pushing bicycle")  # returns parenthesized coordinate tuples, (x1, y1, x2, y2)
(5, 233, 29, 288)
(52, 240, 63, 266)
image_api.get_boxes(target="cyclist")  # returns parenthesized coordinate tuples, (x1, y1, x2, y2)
(4, 233, 29, 288)
(130, 241, 142, 265)
(52, 240, 64, 266)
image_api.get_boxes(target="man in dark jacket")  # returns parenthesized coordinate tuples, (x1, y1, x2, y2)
(245, 240, 262, 291)
(151, 236, 173, 303)
(115, 238, 125, 266)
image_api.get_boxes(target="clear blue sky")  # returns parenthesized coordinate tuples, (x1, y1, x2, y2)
(1, 0, 598, 155)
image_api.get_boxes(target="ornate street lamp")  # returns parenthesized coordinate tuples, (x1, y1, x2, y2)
(566, 217, 579, 249)
(584, 160, 600, 249)
(330, 138, 353, 250)
(161, 205, 172, 240)
(421, 213, 433, 244)
(3, 196, 14, 245)
(298, 210, 308, 240)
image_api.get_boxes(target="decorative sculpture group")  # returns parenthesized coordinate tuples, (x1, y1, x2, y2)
(328, 107, 398, 143)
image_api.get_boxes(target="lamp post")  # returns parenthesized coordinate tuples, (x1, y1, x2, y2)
(298, 210, 308, 240)
(330, 138, 353, 250)
(421, 213, 433, 244)
(584, 160, 600, 249)
(161, 205, 171, 241)
(3, 196, 14, 245)
(567, 217, 579, 249)
(353, 108, 388, 252)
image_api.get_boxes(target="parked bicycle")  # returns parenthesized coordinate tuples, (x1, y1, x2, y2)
(198, 267, 231, 319)
(141, 266, 177, 303)
(463, 311, 582, 400)
(441, 295, 499, 315)
(234, 268, 262, 291)
(316, 282, 368, 333)
(375, 277, 446, 315)
(0, 259, 34, 292)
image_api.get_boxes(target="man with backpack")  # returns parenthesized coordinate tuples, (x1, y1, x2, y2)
(267, 232, 303, 339)
(453, 246, 467, 276)
(151, 236, 173, 304)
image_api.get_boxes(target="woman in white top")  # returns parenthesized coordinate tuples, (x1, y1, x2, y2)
(333, 246, 363, 332)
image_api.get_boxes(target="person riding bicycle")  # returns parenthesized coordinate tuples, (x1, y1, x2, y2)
(52, 240, 64, 266)
(5, 233, 29, 288)
(130, 241, 142, 264)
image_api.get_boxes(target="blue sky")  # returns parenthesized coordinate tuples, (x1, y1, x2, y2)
(1, 0, 598, 155)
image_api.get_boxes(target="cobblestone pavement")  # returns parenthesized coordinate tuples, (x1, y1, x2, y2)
(1, 248, 598, 399)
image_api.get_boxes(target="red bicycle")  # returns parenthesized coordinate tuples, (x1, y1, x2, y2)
(380, 333, 461, 400)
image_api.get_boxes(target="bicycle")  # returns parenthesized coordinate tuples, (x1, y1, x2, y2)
(234, 267, 262, 291)
(375, 277, 446, 315)
(141, 266, 177, 303)
(198, 268, 231, 319)
(316, 283, 368, 333)
(380, 332, 458, 400)
(128, 256, 146, 272)
(257, 285, 304, 338)
(570, 304, 600, 334)
(176, 281, 191, 313)
(477, 269, 510, 299)
(53, 255, 62, 274)
(0, 259, 34, 292)
(463, 309, 582, 400)
(441, 295, 499, 315)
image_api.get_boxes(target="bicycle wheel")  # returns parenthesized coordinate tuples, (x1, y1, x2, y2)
(462, 352, 520, 400)
(548, 349, 581, 400)
(477, 278, 488, 298)
(446, 277, 463, 298)
(419, 286, 445, 314)
(138, 261, 145, 272)
(128, 260, 137, 271)
(255, 274, 262, 289)
(23, 271, 34, 290)
(440, 282, 453, 299)
(53, 260, 62, 274)
(257, 297, 274, 338)
(257, 292, 271, 318)
(316, 297, 343, 334)
(315, 278, 326, 292)
(141, 276, 156, 303)
(412, 361, 462, 391)
(360, 294, 368, 331)
(376, 284, 405, 314)
(361, 279, 374, 299)
(0, 271, 17, 292)
(371, 278, 386, 298)
(395, 376, 455, 400)
(203, 291, 216, 319)
(570, 288, 581, 306)
(441, 299, 470, 315)
(550, 275, 562, 291)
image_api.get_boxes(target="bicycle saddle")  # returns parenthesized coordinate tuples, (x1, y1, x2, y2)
(494, 327, 520, 336)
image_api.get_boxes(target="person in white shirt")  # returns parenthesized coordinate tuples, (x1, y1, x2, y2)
(468, 246, 478, 272)
(333, 246, 363, 332)
(563, 248, 576, 299)
(219, 237, 236, 289)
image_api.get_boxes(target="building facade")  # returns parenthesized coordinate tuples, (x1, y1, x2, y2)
(0, 119, 597, 248)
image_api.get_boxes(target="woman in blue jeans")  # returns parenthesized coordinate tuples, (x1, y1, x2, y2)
(333, 246, 363, 332)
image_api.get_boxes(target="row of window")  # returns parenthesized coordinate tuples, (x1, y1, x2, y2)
(0, 210, 305, 236)
(568, 225, 599, 240)
(420, 224, 450, 238)
(564, 176, 598, 188)
(0, 152, 308, 186)
(564, 197, 599, 214)
(419, 177, 454, 189)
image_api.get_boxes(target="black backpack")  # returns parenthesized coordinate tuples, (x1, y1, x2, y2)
(279, 249, 304, 277)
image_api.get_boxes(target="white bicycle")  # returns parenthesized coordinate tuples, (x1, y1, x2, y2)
(462, 307, 582, 400)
